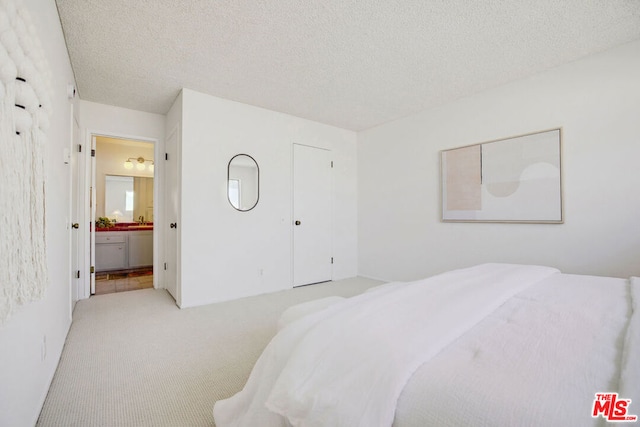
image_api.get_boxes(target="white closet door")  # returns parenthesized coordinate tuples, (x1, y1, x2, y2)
(293, 144, 332, 286)
(164, 125, 180, 305)
(70, 110, 81, 305)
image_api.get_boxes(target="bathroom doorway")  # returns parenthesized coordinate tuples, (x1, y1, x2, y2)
(92, 136, 156, 295)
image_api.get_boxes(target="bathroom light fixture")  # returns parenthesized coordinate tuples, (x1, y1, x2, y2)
(124, 157, 154, 172)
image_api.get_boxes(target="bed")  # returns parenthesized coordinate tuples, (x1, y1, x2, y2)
(213, 264, 639, 426)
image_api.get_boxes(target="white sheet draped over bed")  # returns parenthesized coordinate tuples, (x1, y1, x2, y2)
(213, 264, 562, 427)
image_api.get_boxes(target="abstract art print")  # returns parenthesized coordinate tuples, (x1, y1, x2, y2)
(441, 128, 563, 223)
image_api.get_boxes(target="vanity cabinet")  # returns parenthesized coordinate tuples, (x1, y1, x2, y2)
(95, 230, 153, 271)
(128, 230, 153, 268)
(95, 232, 127, 271)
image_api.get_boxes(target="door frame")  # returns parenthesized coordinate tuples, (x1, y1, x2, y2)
(76, 129, 162, 299)
(291, 143, 333, 287)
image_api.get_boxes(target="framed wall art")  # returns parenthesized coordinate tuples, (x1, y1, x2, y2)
(441, 128, 563, 223)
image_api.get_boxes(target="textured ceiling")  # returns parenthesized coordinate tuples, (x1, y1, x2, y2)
(55, 0, 640, 131)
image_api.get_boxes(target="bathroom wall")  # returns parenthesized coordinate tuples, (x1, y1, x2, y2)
(95, 137, 154, 220)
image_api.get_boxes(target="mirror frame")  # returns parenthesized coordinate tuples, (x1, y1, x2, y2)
(227, 154, 260, 212)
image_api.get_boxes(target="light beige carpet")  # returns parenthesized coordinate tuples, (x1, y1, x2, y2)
(37, 277, 382, 426)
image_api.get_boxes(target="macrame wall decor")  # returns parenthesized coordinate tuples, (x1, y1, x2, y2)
(0, 0, 53, 324)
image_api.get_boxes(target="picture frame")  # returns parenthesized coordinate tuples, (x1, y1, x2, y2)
(441, 128, 563, 223)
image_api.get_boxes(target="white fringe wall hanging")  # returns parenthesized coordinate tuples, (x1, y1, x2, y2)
(0, 0, 52, 324)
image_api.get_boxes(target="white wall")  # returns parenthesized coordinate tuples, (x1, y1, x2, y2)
(358, 40, 640, 282)
(79, 100, 166, 142)
(178, 89, 358, 307)
(0, 0, 77, 425)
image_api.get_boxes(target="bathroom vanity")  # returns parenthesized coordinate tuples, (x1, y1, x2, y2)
(95, 225, 153, 272)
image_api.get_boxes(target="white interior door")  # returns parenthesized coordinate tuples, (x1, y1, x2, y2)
(164, 126, 180, 304)
(90, 136, 97, 295)
(293, 144, 332, 286)
(70, 112, 81, 307)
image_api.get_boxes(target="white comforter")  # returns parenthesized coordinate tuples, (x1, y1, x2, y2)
(213, 264, 638, 427)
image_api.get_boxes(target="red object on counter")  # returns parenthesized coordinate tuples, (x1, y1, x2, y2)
(95, 222, 154, 232)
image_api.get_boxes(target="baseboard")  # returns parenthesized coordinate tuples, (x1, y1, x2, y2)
(357, 274, 390, 283)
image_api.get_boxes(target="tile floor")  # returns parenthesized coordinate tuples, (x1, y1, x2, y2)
(94, 268, 154, 295)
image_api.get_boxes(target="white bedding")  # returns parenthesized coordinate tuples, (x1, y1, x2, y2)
(394, 273, 635, 427)
(618, 277, 640, 406)
(213, 264, 638, 427)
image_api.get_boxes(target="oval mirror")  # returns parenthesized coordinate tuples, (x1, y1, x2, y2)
(227, 154, 259, 211)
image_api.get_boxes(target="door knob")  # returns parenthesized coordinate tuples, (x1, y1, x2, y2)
(170, 223, 177, 229)
(72, 223, 79, 229)
(295, 220, 301, 226)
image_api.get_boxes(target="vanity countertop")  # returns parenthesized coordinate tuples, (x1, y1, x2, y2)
(96, 222, 154, 232)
